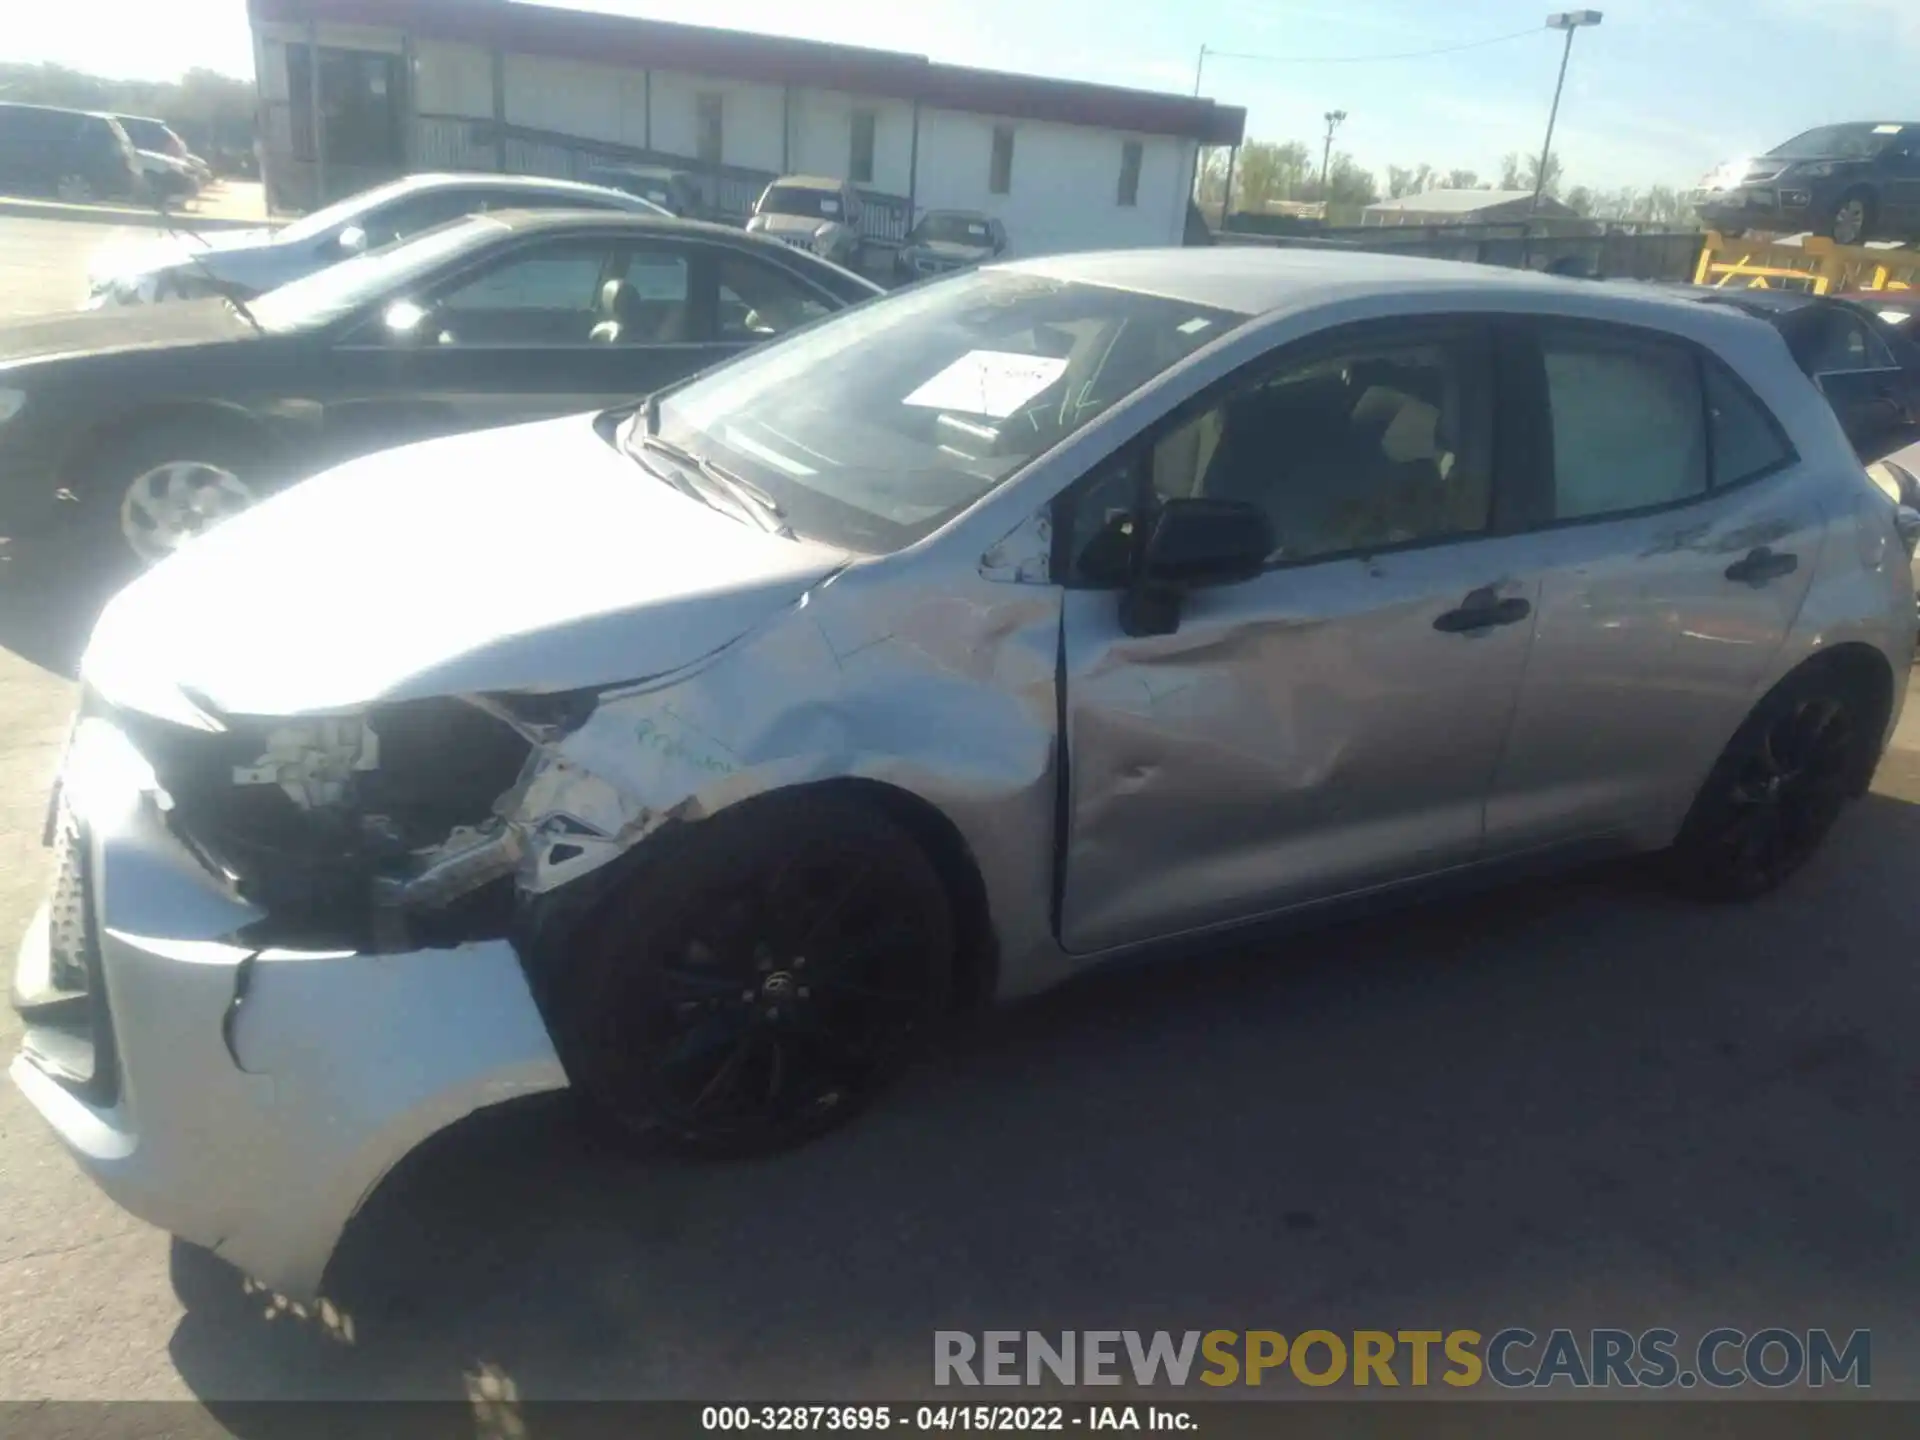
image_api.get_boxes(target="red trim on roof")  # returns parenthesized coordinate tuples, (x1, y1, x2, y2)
(247, 0, 1245, 145)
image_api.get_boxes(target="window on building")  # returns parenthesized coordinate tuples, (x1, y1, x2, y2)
(1118, 140, 1143, 207)
(850, 110, 876, 185)
(990, 125, 1015, 195)
(696, 92, 723, 166)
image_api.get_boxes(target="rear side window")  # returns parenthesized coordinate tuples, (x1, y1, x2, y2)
(1703, 360, 1793, 487)
(1540, 328, 1706, 520)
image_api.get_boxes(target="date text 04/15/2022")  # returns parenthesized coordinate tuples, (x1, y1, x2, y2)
(700, 1405, 1194, 1431)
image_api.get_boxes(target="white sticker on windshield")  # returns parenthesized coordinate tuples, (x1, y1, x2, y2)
(1177, 317, 1214, 335)
(1873, 124, 1904, 134)
(820, 197, 842, 215)
(903, 350, 1070, 418)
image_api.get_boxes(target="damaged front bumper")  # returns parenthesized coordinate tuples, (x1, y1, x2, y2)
(9, 714, 568, 1300)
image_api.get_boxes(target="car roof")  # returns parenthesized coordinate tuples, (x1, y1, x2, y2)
(478, 207, 787, 242)
(379, 170, 655, 201)
(1003, 246, 1690, 316)
(768, 175, 847, 190)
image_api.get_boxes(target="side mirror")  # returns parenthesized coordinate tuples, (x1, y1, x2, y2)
(336, 224, 368, 255)
(1120, 498, 1274, 637)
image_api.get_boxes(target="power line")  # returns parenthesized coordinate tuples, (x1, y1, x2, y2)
(1202, 27, 1543, 67)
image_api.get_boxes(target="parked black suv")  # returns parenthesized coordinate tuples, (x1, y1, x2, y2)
(1693, 122, 1920, 245)
(0, 103, 145, 204)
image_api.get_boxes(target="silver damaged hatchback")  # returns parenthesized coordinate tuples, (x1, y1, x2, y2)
(13, 248, 1918, 1300)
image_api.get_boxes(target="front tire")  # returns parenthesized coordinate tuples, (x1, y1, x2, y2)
(84, 420, 267, 567)
(1663, 665, 1878, 901)
(1822, 189, 1875, 247)
(550, 790, 956, 1157)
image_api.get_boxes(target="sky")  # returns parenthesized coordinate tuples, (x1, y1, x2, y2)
(10, 0, 1920, 193)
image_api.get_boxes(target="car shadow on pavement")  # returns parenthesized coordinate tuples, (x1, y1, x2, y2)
(0, 529, 136, 679)
(162, 789, 1920, 1419)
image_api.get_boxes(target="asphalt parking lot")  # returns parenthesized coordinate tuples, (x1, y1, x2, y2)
(2, 211, 1920, 1413)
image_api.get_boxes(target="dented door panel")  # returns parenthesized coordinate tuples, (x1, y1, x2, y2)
(1485, 468, 1829, 852)
(1058, 540, 1542, 955)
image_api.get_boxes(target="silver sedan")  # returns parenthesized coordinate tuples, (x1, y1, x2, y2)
(13, 248, 1917, 1300)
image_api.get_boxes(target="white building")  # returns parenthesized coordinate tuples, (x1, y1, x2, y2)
(247, 0, 1245, 258)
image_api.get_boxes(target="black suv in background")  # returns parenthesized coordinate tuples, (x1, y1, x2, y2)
(0, 103, 145, 204)
(1693, 122, 1920, 245)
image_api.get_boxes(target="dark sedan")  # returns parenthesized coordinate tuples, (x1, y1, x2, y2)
(1692, 122, 1920, 245)
(0, 209, 881, 565)
(1677, 286, 1920, 462)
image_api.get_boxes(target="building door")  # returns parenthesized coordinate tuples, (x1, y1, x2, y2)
(290, 44, 407, 202)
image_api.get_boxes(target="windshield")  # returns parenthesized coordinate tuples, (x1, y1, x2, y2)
(651, 268, 1245, 553)
(1768, 124, 1902, 160)
(917, 214, 993, 246)
(249, 217, 505, 331)
(760, 186, 844, 220)
(276, 176, 424, 245)
(118, 117, 174, 151)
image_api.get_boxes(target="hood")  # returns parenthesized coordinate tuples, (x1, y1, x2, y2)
(911, 239, 995, 262)
(0, 298, 253, 365)
(88, 226, 288, 286)
(82, 415, 852, 717)
(755, 212, 844, 237)
(136, 149, 194, 176)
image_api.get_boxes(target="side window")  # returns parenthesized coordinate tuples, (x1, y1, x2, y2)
(365, 190, 486, 247)
(1142, 332, 1494, 566)
(1703, 360, 1793, 488)
(1540, 327, 1706, 521)
(1799, 310, 1893, 374)
(610, 247, 694, 344)
(717, 253, 831, 341)
(430, 239, 627, 346)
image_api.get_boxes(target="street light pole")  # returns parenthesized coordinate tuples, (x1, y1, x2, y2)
(1531, 10, 1601, 215)
(1193, 43, 1208, 97)
(1320, 109, 1347, 197)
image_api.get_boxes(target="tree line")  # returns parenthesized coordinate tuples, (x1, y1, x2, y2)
(1200, 137, 1694, 227)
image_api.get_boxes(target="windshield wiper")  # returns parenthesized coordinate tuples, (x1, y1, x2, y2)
(627, 400, 790, 535)
(152, 196, 266, 337)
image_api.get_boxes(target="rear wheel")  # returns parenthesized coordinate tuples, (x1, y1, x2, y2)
(551, 791, 956, 1156)
(1664, 666, 1878, 901)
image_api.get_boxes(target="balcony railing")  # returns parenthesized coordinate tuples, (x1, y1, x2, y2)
(414, 115, 912, 244)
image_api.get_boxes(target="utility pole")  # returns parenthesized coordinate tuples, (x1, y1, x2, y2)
(1532, 11, 1601, 214)
(1192, 44, 1208, 97)
(1320, 109, 1347, 199)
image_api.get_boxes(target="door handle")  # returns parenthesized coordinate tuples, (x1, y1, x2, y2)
(1724, 546, 1798, 585)
(1433, 586, 1532, 634)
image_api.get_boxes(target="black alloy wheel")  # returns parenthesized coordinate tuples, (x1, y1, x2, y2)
(557, 792, 955, 1156)
(1667, 672, 1873, 901)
